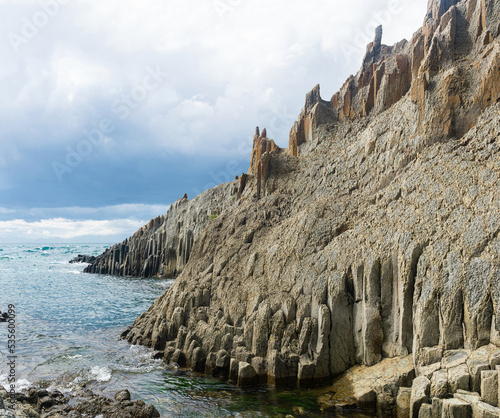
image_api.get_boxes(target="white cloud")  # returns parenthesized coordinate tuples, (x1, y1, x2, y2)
(0, 204, 171, 221)
(0, 0, 428, 155)
(0, 0, 429, 213)
(0, 218, 146, 241)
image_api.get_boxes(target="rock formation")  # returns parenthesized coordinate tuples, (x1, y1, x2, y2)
(69, 254, 96, 264)
(84, 183, 238, 277)
(0, 386, 160, 418)
(89, 0, 500, 415)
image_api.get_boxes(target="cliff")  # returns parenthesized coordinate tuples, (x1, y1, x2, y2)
(90, 0, 500, 415)
(84, 184, 237, 277)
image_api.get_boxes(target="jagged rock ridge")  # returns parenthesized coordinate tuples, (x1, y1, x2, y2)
(84, 184, 237, 277)
(90, 0, 500, 415)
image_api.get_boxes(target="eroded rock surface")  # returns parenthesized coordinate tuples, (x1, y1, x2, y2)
(84, 183, 238, 277)
(90, 0, 500, 415)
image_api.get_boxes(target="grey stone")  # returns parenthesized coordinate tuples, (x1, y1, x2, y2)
(468, 354, 490, 393)
(418, 403, 433, 418)
(471, 401, 500, 418)
(480, 370, 498, 407)
(88, 0, 500, 395)
(441, 398, 472, 418)
(397, 387, 412, 417)
(410, 376, 430, 418)
(237, 361, 257, 386)
(114, 389, 131, 402)
(431, 369, 449, 399)
(448, 364, 471, 393)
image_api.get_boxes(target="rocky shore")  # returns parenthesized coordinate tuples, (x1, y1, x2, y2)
(0, 386, 159, 418)
(86, 0, 500, 416)
(69, 255, 96, 264)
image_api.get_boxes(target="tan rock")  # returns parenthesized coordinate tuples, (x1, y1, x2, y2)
(448, 364, 471, 393)
(410, 376, 430, 418)
(441, 398, 472, 417)
(480, 370, 498, 407)
(471, 401, 500, 418)
(397, 387, 412, 417)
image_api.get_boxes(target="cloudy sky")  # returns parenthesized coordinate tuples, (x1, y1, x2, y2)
(0, 0, 427, 243)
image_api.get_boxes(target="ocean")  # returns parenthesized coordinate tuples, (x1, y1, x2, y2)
(0, 244, 347, 417)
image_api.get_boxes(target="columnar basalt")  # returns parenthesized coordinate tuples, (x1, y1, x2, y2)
(91, 0, 500, 415)
(84, 183, 238, 278)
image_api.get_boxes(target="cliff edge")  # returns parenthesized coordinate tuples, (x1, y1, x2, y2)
(90, 0, 500, 415)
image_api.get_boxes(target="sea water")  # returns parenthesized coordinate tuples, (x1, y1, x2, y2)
(0, 244, 370, 417)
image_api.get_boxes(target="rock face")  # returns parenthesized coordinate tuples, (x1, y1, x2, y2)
(92, 0, 500, 414)
(84, 183, 238, 277)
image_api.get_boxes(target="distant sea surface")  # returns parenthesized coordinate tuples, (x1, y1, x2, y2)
(0, 244, 367, 417)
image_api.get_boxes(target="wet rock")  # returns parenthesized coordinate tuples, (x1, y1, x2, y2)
(37, 396, 55, 409)
(1, 387, 159, 418)
(69, 254, 96, 264)
(237, 361, 257, 386)
(114, 389, 131, 402)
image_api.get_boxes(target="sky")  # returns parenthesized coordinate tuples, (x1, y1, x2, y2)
(0, 0, 428, 243)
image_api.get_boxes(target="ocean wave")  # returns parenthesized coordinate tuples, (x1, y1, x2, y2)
(72, 366, 112, 385)
(90, 366, 112, 382)
(0, 374, 32, 392)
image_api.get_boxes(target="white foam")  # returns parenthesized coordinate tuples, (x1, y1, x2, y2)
(65, 354, 83, 359)
(0, 374, 32, 392)
(89, 366, 112, 382)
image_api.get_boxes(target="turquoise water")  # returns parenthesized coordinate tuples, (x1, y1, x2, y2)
(0, 244, 351, 417)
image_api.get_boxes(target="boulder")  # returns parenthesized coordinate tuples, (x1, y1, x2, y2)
(114, 389, 131, 402)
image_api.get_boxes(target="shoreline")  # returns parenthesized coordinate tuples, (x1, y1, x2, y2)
(0, 385, 160, 418)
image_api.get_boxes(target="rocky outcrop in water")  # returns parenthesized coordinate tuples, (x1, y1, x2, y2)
(69, 254, 96, 264)
(84, 183, 237, 277)
(92, 0, 500, 415)
(0, 387, 160, 418)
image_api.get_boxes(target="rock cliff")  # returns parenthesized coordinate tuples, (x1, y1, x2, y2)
(90, 0, 500, 414)
(84, 184, 237, 277)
